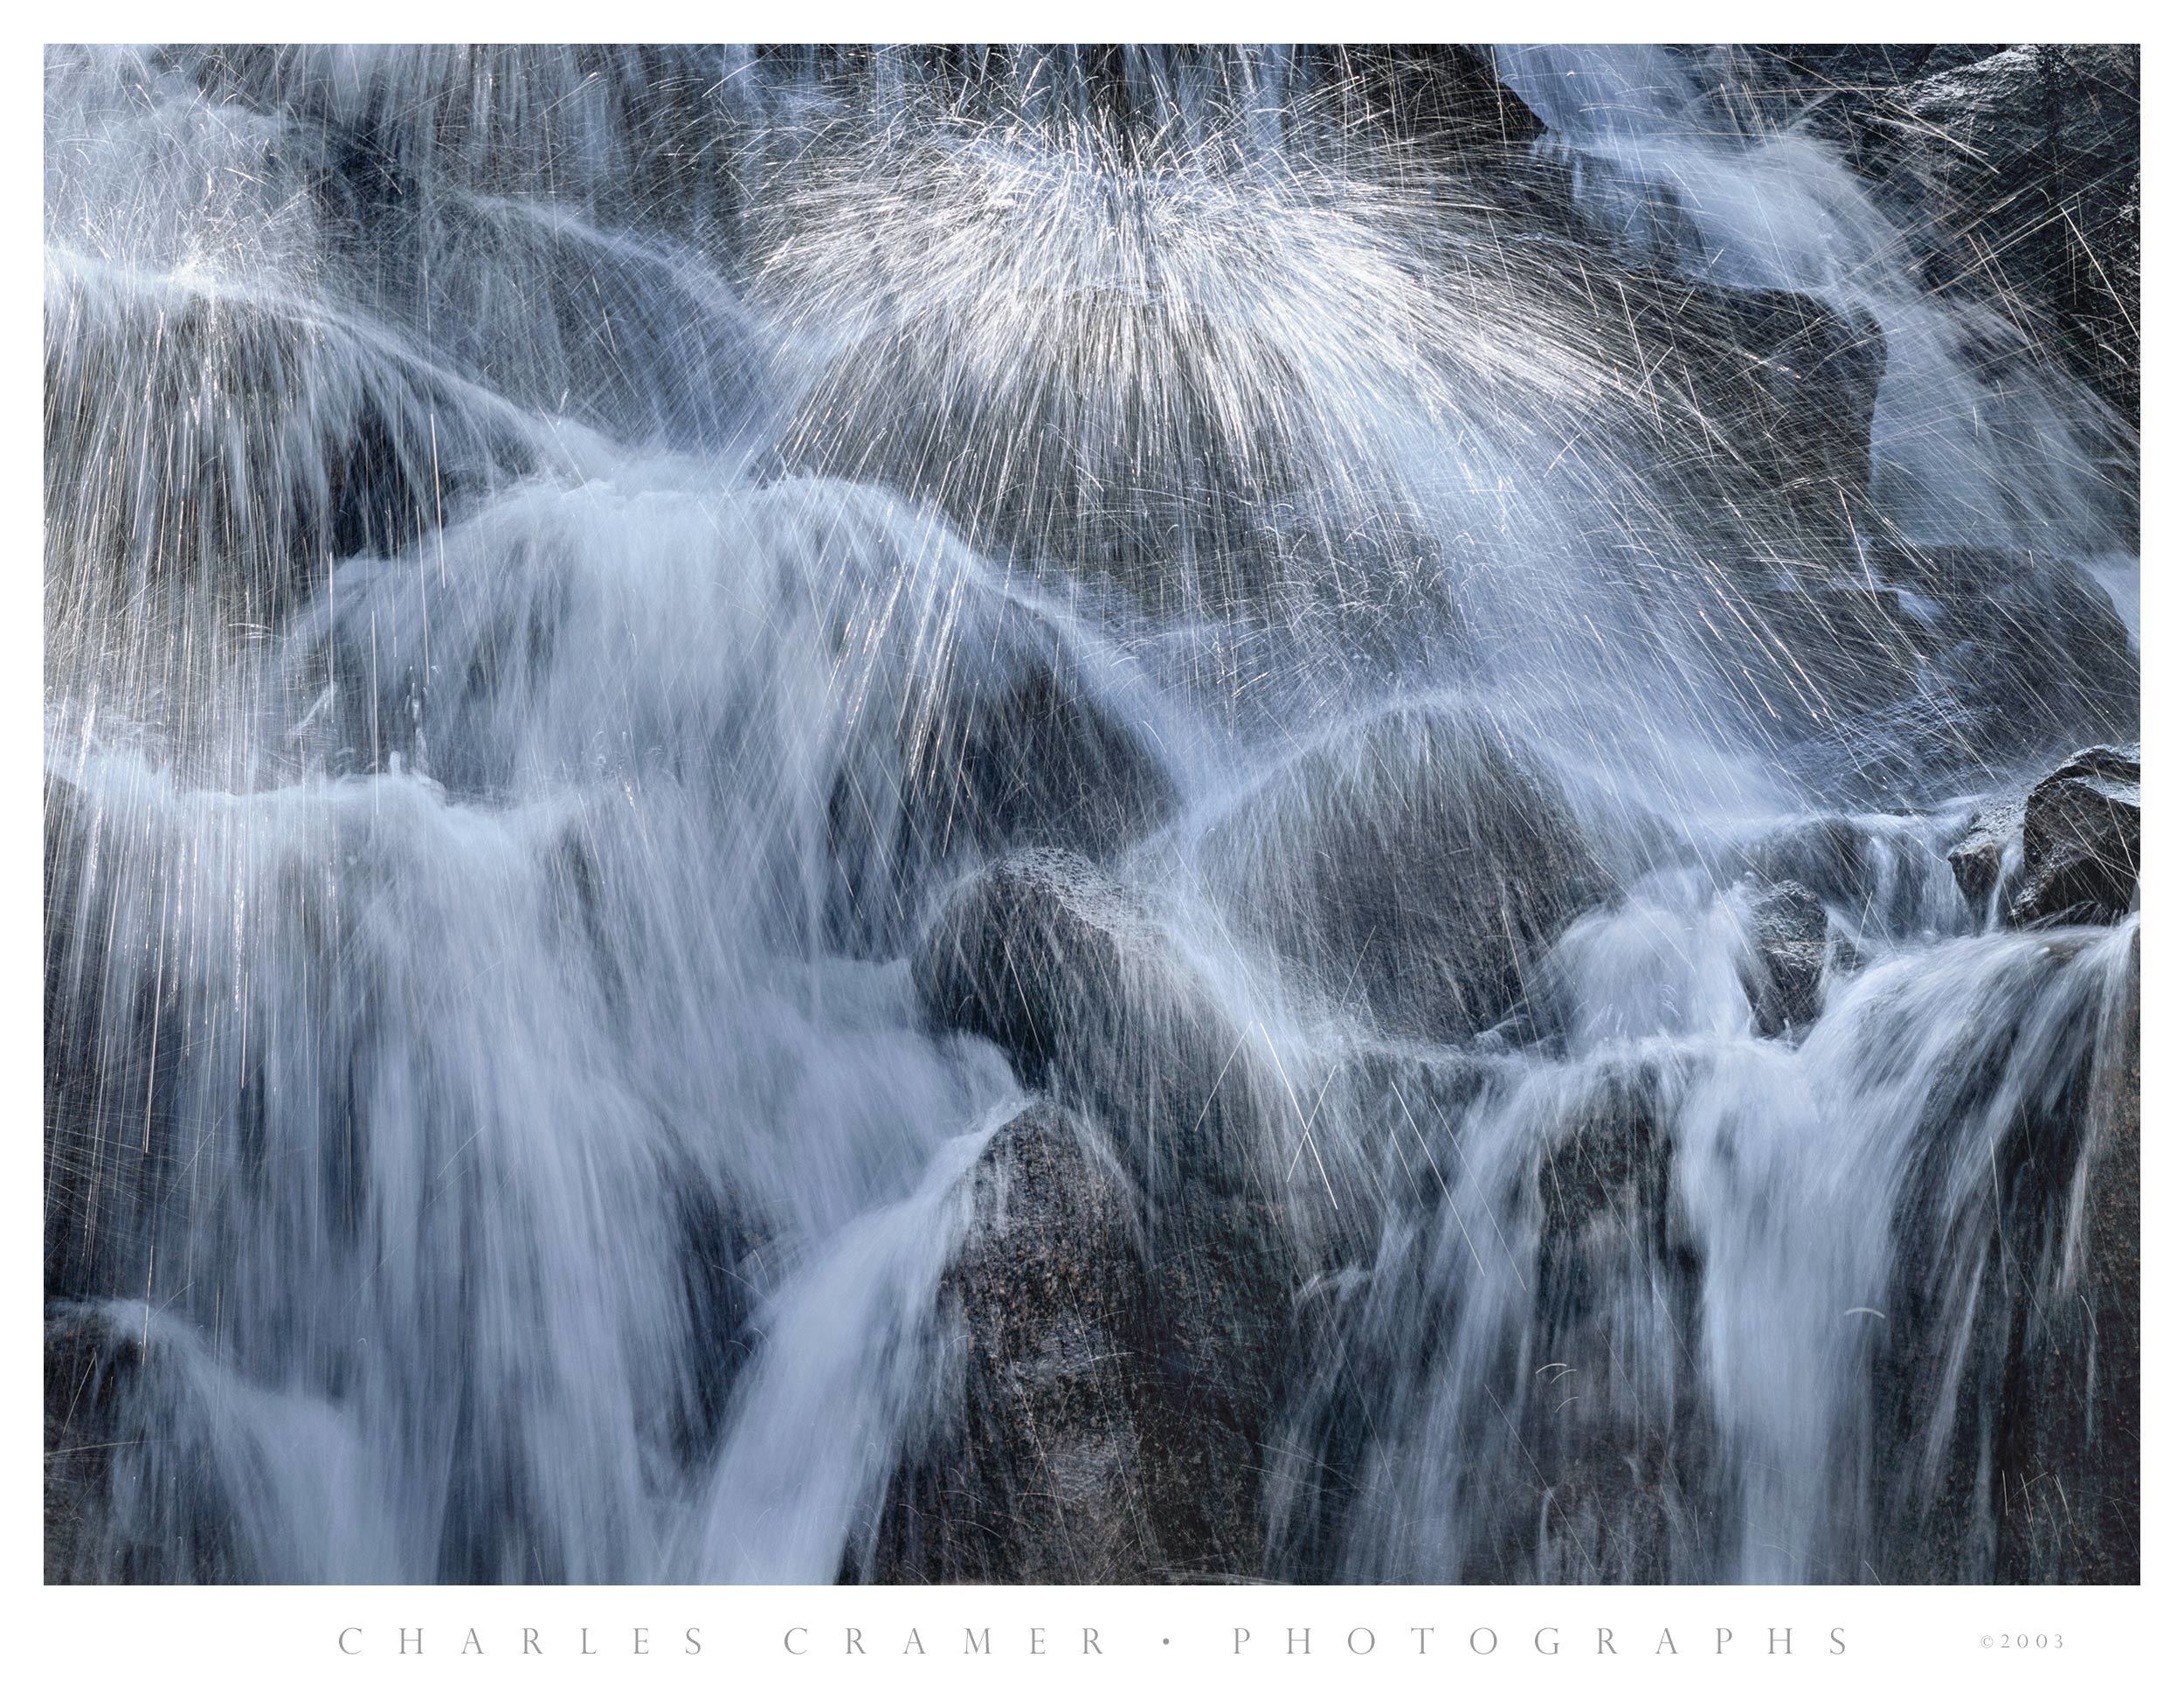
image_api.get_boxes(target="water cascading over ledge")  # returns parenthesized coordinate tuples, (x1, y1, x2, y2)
(43, 43, 2139, 1585)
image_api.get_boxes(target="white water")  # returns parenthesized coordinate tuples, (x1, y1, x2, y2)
(45, 45, 2137, 1583)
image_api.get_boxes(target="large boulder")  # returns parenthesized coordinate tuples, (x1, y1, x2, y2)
(1623, 278, 1887, 542)
(1199, 702, 1617, 1044)
(1893, 46, 2140, 419)
(2011, 745, 2141, 928)
(1946, 745, 2140, 928)
(912, 848, 1264, 1191)
(874, 1100, 1292, 1582)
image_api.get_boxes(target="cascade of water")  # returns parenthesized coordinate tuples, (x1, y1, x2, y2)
(44, 44, 2138, 1585)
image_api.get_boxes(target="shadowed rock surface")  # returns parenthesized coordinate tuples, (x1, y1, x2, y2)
(1201, 703, 1618, 1044)
(871, 1101, 1291, 1581)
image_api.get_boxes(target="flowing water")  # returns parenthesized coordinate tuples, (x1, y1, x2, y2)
(44, 45, 2138, 1584)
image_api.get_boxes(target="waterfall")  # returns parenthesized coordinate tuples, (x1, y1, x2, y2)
(45, 44, 2138, 1585)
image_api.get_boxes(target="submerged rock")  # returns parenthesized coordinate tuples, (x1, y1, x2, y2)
(1201, 701, 1617, 1043)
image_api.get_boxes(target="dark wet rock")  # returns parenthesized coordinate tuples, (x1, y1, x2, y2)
(1203, 701, 1617, 1044)
(45, 1305, 136, 1583)
(1546, 265, 1887, 555)
(2016, 925, 2140, 1580)
(1304, 45, 1544, 156)
(1880, 547, 2136, 739)
(45, 1304, 238, 1584)
(1946, 745, 2142, 930)
(1696, 45, 2139, 420)
(1680, 45, 2008, 176)
(2009, 745, 2140, 929)
(45, 268, 530, 618)
(1526, 1058, 1711, 1583)
(825, 653, 1181, 957)
(1734, 878, 1848, 1036)
(1537, 1059, 1676, 1247)
(44, 774, 185, 1305)
(1946, 797, 2025, 915)
(1892, 46, 2140, 419)
(911, 849, 1268, 1198)
(1739, 814, 1876, 911)
(1773, 543, 2137, 805)
(873, 1101, 1291, 1582)
(1676, 283, 1888, 532)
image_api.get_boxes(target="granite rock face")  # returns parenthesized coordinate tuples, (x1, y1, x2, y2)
(1201, 702, 1618, 1044)
(873, 1101, 1294, 1582)
(1946, 745, 2140, 929)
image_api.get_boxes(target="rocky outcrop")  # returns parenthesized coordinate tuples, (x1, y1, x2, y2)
(1946, 745, 2140, 928)
(2022, 925, 2140, 1579)
(1734, 878, 1849, 1036)
(2012, 745, 2141, 928)
(1893, 46, 2140, 420)
(1200, 702, 1616, 1044)
(1689, 45, 2139, 423)
(1771, 543, 2137, 804)
(874, 1100, 1294, 1582)
(1622, 278, 1888, 542)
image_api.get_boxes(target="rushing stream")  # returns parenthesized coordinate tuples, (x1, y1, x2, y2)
(44, 45, 2139, 1585)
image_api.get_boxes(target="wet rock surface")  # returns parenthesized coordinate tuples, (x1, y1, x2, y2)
(1203, 702, 1617, 1044)
(1945, 745, 2141, 929)
(43, 45, 2140, 1592)
(1893, 45, 2141, 420)
(1734, 878, 1848, 1036)
(825, 650, 1182, 957)
(1872, 926, 2139, 1582)
(2011, 745, 2141, 928)
(874, 1101, 1290, 1582)
(1946, 798, 2024, 917)
(911, 848, 1260, 1184)
(1773, 543, 2138, 805)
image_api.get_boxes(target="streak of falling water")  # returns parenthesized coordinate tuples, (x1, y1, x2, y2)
(44, 45, 2137, 1583)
